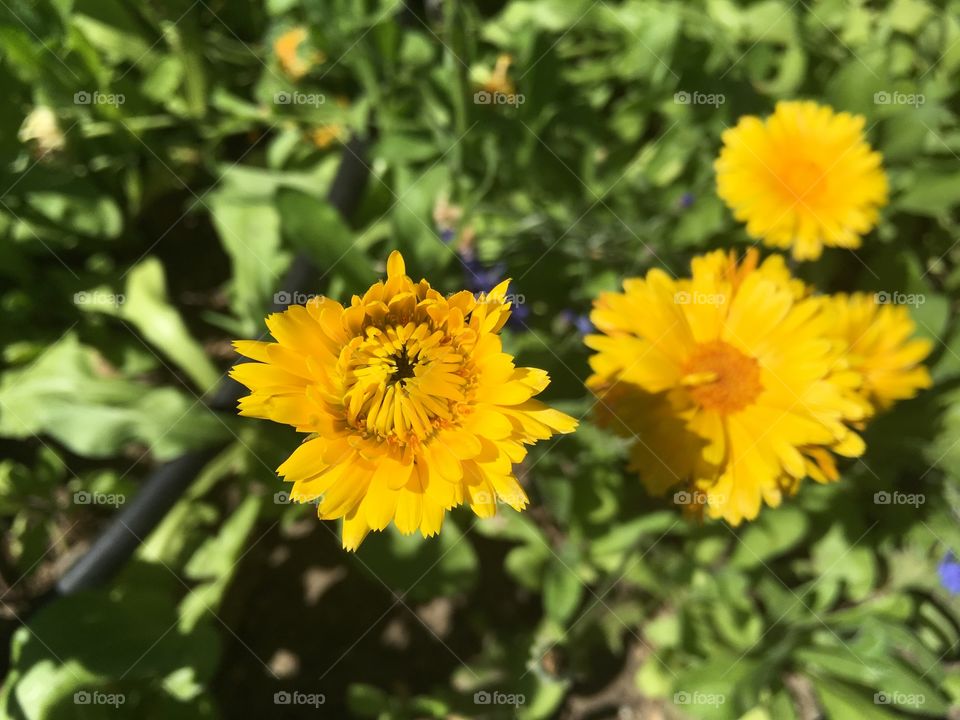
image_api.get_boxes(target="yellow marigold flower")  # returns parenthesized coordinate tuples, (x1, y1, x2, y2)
(585, 249, 866, 525)
(825, 292, 932, 413)
(480, 54, 515, 95)
(309, 124, 344, 149)
(308, 97, 350, 149)
(231, 252, 577, 550)
(715, 101, 888, 261)
(274, 27, 324, 80)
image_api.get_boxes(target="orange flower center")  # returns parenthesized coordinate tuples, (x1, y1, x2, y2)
(775, 157, 826, 206)
(681, 340, 762, 413)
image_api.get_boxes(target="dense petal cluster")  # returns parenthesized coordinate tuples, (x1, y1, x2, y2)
(716, 101, 888, 261)
(586, 249, 871, 524)
(824, 292, 932, 413)
(232, 252, 576, 549)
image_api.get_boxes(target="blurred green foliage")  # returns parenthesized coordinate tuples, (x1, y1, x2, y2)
(1, 0, 960, 718)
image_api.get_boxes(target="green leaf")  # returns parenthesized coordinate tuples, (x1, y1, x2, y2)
(543, 551, 584, 625)
(6, 585, 220, 719)
(346, 684, 388, 718)
(588, 512, 679, 560)
(730, 505, 809, 568)
(180, 495, 262, 630)
(22, 191, 122, 240)
(810, 524, 878, 601)
(672, 654, 764, 719)
(276, 188, 375, 290)
(0, 334, 226, 459)
(82, 257, 220, 392)
(183, 495, 261, 581)
(810, 677, 902, 720)
(209, 192, 288, 337)
(896, 168, 960, 217)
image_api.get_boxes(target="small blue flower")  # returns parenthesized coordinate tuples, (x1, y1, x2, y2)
(678, 192, 695, 210)
(560, 310, 593, 336)
(938, 553, 960, 594)
(460, 252, 507, 294)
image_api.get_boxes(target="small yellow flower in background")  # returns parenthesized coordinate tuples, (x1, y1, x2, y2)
(19, 106, 65, 158)
(826, 292, 932, 413)
(715, 101, 888, 261)
(479, 54, 515, 95)
(231, 252, 577, 550)
(274, 27, 324, 80)
(586, 249, 867, 525)
(309, 124, 345, 149)
(308, 98, 350, 149)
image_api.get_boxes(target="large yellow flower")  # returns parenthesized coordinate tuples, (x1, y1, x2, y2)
(825, 292, 932, 413)
(231, 252, 577, 550)
(715, 101, 888, 261)
(585, 249, 866, 524)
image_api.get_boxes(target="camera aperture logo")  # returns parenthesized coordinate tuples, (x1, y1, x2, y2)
(476, 292, 526, 307)
(274, 91, 326, 107)
(469, 489, 527, 508)
(274, 490, 321, 506)
(674, 90, 725, 108)
(74, 490, 125, 508)
(74, 291, 125, 308)
(74, 90, 125, 107)
(873, 91, 924, 108)
(74, 691, 125, 707)
(674, 290, 726, 306)
(474, 690, 525, 707)
(673, 490, 725, 506)
(273, 691, 325, 707)
(674, 691, 726, 707)
(874, 490, 924, 508)
(875, 690, 925, 707)
(473, 90, 525, 107)
(273, 291, 325, 307)
(874, 291, 924, 308)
